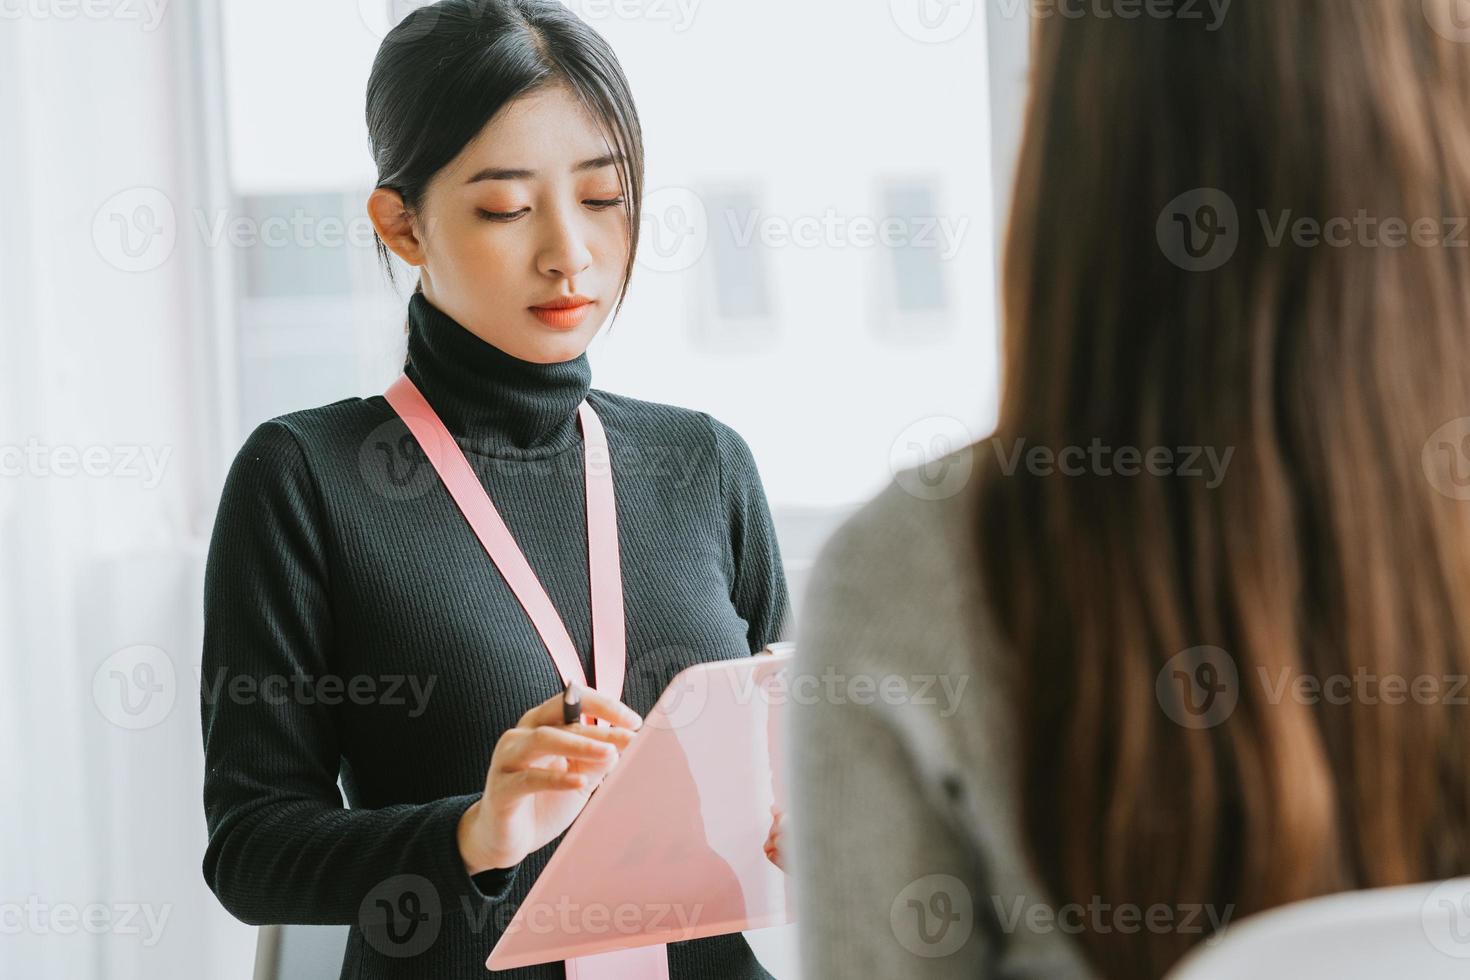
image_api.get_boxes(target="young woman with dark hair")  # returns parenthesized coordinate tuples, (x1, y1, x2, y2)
(199, 3, 789, 977)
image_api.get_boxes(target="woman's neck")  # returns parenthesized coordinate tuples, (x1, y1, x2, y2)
(402, 291, 593, 459)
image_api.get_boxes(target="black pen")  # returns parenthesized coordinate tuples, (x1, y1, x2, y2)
(562, 680, 581, 726)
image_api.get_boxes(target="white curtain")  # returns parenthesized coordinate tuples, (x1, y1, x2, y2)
(0, 4, 252, 979)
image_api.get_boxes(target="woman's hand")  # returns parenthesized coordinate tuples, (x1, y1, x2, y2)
(763, 803, 787, 872)
(458, 684, 643, 875)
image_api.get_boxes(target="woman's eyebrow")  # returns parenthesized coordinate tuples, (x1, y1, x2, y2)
(463, 154, 620, 184)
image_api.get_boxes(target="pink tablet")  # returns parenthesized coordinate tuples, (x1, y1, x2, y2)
(486, 643, 796, 971)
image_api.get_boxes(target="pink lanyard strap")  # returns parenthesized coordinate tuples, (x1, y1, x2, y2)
(384, 373, 626, 708)
(384, 374, 670, 980)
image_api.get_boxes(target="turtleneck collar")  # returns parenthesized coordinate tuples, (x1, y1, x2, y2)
(401, 291, 593, 459)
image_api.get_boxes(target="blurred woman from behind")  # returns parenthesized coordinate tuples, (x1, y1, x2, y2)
(790, 2, 1470, 977)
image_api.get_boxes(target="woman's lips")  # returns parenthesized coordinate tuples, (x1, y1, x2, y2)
(528, 301, 594, 330)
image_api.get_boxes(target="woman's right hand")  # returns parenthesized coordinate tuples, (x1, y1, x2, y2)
(457, 684, 643, 876)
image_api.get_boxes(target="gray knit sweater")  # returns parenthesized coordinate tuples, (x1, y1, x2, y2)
(787, 449, 1095, 978)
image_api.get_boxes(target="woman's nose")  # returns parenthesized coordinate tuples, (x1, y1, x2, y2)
(536, 213, 594, 280)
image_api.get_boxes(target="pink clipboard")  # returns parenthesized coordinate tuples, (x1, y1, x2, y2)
(486, 643, 797, 971)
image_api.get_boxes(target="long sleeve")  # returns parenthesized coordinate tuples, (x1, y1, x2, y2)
(787, 485, 992, 977)
(707, 415, 791, 652)
(199, 419, 517, 927)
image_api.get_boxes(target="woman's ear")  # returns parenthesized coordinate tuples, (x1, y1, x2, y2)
(367, 186, 426, 268)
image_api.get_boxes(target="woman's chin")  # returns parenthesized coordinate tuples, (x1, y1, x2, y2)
(513, 332, 593, 364)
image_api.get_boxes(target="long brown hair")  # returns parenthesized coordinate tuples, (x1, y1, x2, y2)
(977, 2, 1470, 975)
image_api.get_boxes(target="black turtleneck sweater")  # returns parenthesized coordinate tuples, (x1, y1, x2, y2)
(199, 292, 791, 979)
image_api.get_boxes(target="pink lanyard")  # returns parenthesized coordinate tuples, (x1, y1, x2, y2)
(384, 374, 670, 980)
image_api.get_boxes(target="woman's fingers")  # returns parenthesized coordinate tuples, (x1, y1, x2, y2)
(505, 766, 587, 793)
(520, 684, 643, 731)
(565, 721, 639, 750)
(496, 725, 620, 770)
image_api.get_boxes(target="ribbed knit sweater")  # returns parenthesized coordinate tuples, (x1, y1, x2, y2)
(199, 292, 792, 979)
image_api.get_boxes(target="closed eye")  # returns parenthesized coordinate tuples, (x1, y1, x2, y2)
(478, 208, 529, 222)
(477, 198, 624, 223)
